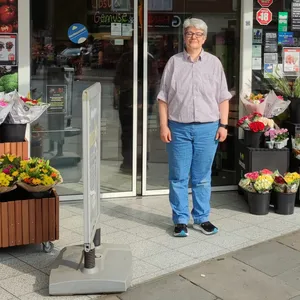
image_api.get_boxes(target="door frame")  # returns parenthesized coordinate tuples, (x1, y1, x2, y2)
(141, 0, 253, 196)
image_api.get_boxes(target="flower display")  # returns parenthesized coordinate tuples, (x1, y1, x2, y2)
(237, 112, 274, 132)
(0, 153, 21, 189)
(239, 169, 274, 193)
(3, 90, 50, 125)
(248, 93, 265, 104)
(249, 121, 265, 132)
(18, 157, 62, 187)
(20, 92, 42, 106)
(264, 128, 289, 142)
(254, 174, 274, 193)
(245, 171, 259, 181)
(273, 172, 300, 193)
(241, 90, 290, 117)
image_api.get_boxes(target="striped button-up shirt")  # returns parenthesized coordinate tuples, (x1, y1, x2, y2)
(157, 50, 232, 123)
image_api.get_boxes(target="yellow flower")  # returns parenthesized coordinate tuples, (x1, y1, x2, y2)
(19, 172, 29, 180)
(12, 171, 19, 177)
(20, 161, 27, 168)
(42, 175, 54, 186)
(32, 178, 41, 185)
(8, 154, 16, 162)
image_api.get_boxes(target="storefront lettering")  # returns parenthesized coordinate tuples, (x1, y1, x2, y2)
(172, 16, 181, 28)
(148, 14, 182, 28)
(94, 12, 129, 24)
(91, 0, 112, 10)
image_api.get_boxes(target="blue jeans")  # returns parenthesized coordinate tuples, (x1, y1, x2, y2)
(166, 120, 219, 225)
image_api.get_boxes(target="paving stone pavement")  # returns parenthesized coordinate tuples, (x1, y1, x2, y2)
(97, 230, 300, 300)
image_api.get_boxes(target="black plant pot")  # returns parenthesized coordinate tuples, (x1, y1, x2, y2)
(244, 130, 263, 148)
(247, 191, 270, 215)
(289, 97, 300, 124)
(0, 123, 26, 142)
(274, 192, 296, 215)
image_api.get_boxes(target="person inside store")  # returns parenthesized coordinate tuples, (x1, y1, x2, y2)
(157, 18, 232, 237)
(114, 39, 159, 173)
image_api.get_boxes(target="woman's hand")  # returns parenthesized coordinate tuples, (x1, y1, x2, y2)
(160, 125, 172, 143)
(215, 127, 227, 142)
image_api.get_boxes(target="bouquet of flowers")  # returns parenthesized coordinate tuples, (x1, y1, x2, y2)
(17, 157, 63, 192)
(239, 169, 274, 194)
(273, 172, 300, 193)
(264, 128, 289, 149)
(0, 92, 14, 125)
(237, 112, 275, 132)
(0, 153, 21, 193)
(3, 91, 49, 125)
(241, 90, 290, 117)
(292, 135, 300, 160)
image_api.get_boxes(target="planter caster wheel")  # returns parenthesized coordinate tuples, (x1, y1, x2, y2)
(42, 242, 54, 253)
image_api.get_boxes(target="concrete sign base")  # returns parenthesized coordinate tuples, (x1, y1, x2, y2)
(49, 243, 132, 295)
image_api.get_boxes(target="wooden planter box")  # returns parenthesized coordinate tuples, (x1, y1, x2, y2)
(0, 189, 59, 248)
(0, 140, 28, 159)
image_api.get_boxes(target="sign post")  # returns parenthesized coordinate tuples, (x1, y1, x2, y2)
(256, 8, 273, 25)
(49, 83, 132, 296)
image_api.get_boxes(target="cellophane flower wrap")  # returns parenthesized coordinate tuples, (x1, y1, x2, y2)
(18, 157, 62, 187)
(292, 136, 300, 160)
(274, 172, 300, 193)
(0, 154, 21, 188)
(4, 91, 50, 124)
(238, 169, 274, 193)
(240, 90, 290, 117)
(0, 92, 14, 125)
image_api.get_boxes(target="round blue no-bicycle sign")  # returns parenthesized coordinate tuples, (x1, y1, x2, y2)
(68, 23, 89, 44)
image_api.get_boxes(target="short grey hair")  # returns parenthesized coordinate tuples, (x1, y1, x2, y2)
(183, 18, 208, 36)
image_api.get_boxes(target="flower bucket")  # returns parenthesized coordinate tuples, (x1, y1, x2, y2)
(247, 191, 270, 215)
(274, 140, 287, 149)
(266, 141, 274, 149)
(274, 192, 296, 215)
(0, 123, 26, 142)
(244, 130, 263, 148)
(289, 97, 300, 124)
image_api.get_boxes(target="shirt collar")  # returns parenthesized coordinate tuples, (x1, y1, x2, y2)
(183, 49, 205, 61)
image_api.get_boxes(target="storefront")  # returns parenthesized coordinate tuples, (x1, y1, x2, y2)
(12, 0, 257, 199)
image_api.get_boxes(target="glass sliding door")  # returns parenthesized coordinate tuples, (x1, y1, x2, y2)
(30, 0, 139, 198)
(142, 0, 241, 194)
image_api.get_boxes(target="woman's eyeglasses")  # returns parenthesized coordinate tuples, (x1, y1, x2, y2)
(185, 32, 205, 38)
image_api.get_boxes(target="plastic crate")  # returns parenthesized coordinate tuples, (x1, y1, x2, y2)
(237, 140, 290, 178)
(282, 121, 300, 138)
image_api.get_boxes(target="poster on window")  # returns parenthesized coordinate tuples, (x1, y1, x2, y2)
(283, 47, 300, 74)
(0, 1, 18, 34)
(253, 29, 263, 44)
(0, 34, 16, 65)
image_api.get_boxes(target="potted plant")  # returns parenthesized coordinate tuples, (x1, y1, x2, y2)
(0, 153, 20, 193)
(237, 112, 274, 148)
(264, 128, 289, 149)
(273, 171, 300, 215)
(17, 157, 63, 194)
(239, 169, 274, 215)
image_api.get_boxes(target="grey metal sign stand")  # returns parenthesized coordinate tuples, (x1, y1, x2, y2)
(49, 83, 132, 296)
